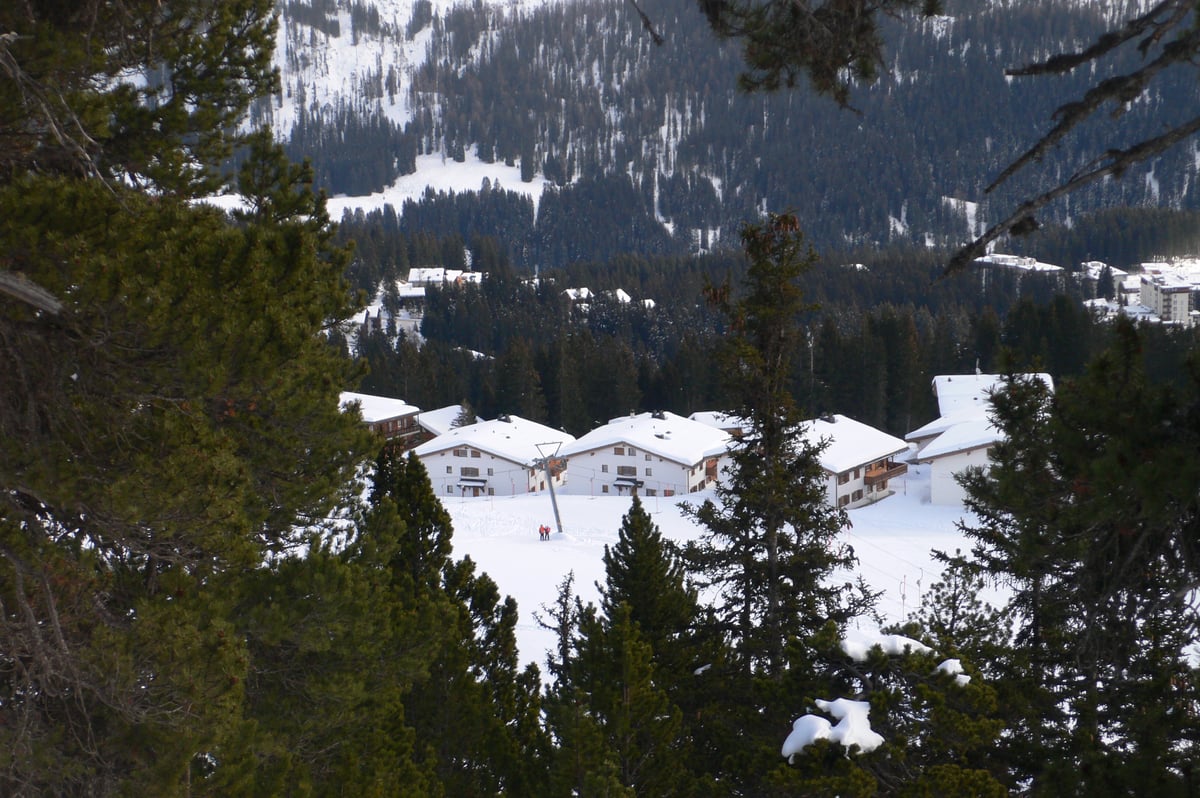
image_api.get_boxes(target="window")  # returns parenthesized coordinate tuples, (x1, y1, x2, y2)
(852, 489, 863, 502)
(647, 489, 657, 496)
(487, 488, 494, 496)
(602, 464, 609, 473)
(461, 467, 479, 477)
(628, 447, 636, 456)
(838, 494, 850, 507)
(617, 465, 637, 477)
(445, 466, 452, 474)
(602, 485, 609, 493)
(645, 468, 652, 476)
(487, 467, 494, 476)
(837, 472, 850, 485)
(447, 486, 454, 494)
(853, 467, 860, 479)
(471, 449, 481, 458)
(664, 489, 675, 497)
(645, 454, 651, 461)
(614, 446, 624, 456)
(878, 479, 888, 491)
(453, 448, 467, 457)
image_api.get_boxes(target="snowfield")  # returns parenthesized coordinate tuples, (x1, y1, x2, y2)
(443, 463, 995, 671)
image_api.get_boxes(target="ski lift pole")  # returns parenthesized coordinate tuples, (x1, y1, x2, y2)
(536, 441, 565, 536)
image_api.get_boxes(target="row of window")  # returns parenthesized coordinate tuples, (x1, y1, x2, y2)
(447, 485, 496, 496)
(600, 464, 652, 476)
(453, 448, 483, 458)
(446, 466, 494, 476)
(598, 485, 676, 496)
(838, 489, 868, 507)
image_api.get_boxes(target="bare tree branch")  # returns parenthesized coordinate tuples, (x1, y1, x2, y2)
(947, 112, 1200, 274)
(0, 270, 63, 315)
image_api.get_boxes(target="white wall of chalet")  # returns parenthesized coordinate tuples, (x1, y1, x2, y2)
(561, 444, 724, 497)
(419, 445, 562, 497)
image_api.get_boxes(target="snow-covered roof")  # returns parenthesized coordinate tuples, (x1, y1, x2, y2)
(688, 410, 752, 436)
(800, 415, 909, 475)
(974, 252, 1063, 273)
(1080, 260, 1127, 280)
(412, 415, 575, 467)
(905, 411, 973, 444)
(915, 416, 1000, 461)
(417, 404, 481, 437)
(931, 373, 1053, 417)
(560, 411, 732, 466)
(563, 287, 593, 301)
(910, 373, 1053, 458)
(339, 391, 420, 422)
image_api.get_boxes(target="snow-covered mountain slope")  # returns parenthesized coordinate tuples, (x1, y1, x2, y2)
(255, 0, 1200, 260)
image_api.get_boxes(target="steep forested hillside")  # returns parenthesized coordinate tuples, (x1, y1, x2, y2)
(261, 0, 1200, 267)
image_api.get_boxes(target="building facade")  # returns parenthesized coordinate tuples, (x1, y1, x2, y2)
(559, 411, 732, 497)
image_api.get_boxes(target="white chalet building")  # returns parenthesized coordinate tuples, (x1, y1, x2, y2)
(413, 415, 575, 498)
(800, 415, 909, 509)
(906, 373, 1053, 506)
(340, 391, 423, 450)
(558, 411, 732, 497)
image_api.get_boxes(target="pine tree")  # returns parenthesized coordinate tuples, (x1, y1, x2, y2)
(0, 0, 278, 194)
(685, 214, 868, 677)
(599, 496, 704, 678)
(958, 320, 1200, 794)
(0, 7, 370, 789)
(371, 450, 551, 796)
(682, 213, 872, 794)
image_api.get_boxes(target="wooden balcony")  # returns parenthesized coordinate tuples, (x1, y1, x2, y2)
(864, 461, 907, 486)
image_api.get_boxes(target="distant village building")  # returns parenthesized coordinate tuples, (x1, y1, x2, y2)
(407, 267, 485, 286)
(973, 252, 1064, 274)
(1139, 270, 1195, 326)
(906, 373, 1053, 506)
(1083, 259, 1200, 327)
(800, 415, 909, 509)
(558, 411, 732, 497)
(340, 392, 423, 450)
(413, 415, 575, 497)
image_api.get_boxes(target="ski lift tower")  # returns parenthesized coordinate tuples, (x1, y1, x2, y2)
(535, 441, 565, 536)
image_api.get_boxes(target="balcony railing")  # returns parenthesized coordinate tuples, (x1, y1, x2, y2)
(864, 461, 907, 486)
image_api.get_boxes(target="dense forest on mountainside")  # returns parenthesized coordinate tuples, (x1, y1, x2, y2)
(278, 0, 1200, 267)
(339, 206, 1200, 438)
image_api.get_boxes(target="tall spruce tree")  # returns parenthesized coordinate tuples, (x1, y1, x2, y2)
(682, 213, 870, 793)
(958, 321, 1200, 794)
(599, 496, 708, 684)
(685, 214, 867, 677)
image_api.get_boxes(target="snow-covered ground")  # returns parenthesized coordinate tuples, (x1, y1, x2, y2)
(444, 463, 992, 672)
(325, 149, 551, 220)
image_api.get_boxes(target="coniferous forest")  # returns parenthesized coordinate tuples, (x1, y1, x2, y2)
(6, 0, 1200, 796)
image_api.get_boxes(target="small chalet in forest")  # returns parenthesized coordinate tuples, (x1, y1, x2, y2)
(906, 373, 1054, 506)
(412, 415, 575, 498)
(340, 391, 423, 451)
(558, 411, 732, 497)
(800, 414, 909, 509)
